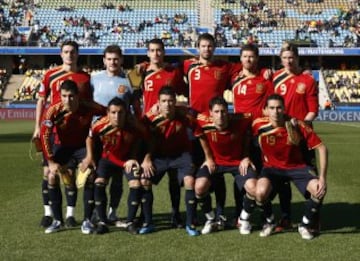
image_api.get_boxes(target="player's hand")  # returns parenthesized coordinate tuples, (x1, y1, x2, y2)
(202, 159, 216, 174)
(263, 68, 273, 80)
(80, 157, 95, 172)
(290, 117, 298, 127)
(315, 177, 327, 199)
(124, 159, 140, 173)
(141, 158, 155, 178)
(239, 157, 255, 176)
(32, 127, 40, 139)
(150, 102, 160, 114)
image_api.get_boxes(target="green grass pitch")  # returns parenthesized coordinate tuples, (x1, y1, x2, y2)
(0, 121, 359, 261)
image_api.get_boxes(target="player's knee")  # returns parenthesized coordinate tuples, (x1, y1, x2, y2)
(140, 178, 152, 188)
(194, 178, 209, 195)
(128, 179, 141, 188)
(183, 176, 194, 189)
(244, 178, 257, 196)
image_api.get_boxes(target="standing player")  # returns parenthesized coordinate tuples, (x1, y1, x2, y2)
(90, 45, 141, 226)
(252, 94, 327, 240)
(32, 40, 91, 228)
(272, 42, 319, 232)
(183, 33, 241, 227)
(137, 38, 186, 228)
(231, 44, 274, 224)
(193, 96, 257, 235)
(81, 97, 147, 234)
(40, 80, 105, 233)
(141, 86, 198, 236)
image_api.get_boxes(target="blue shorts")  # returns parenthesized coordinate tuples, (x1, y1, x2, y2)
(260, 166, 318, 198)
(196, 165, 257, 190)
(51, 145, 86, 171)
(96, 158, 140, 182)
(150, 152, 194, 185)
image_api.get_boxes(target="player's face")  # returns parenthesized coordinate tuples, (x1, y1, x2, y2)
(61, 89, 79, 112)
(103, 52, 122, 74)
(108, 104, 126, 128)
(147, 43, 165, 65)
(280, 50, 299, 72)
(266, 99, 285, 123)
(210, 104, 228, 129)
(198, 40, 215, 61)
(60, 45, 78, 66)
(240, 50, 258, 70)
(158, 94, 176, 117)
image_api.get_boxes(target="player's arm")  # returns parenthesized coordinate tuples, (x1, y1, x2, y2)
(140, 119, 155, 177)
(304, 80, 319, 122)
(80, 135, 96, 172)
(315, 143, 328, 198)
(33, 96, 46, 138)
(198, 135, 216, 174)
(239, 123, 255, 175)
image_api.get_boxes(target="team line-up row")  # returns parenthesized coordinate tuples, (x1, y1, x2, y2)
(32, 34, 327, 240)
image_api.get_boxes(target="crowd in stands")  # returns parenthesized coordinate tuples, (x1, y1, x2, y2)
(1, 0, 360, 48)
(323, 69, 360, 102)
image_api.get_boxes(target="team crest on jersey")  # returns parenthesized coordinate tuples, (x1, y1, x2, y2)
(156, 74, 161, 79)
(296, 83, 306, 94)
(118, 85, 127, 94)
(256, 83, 264, 93)
(214, 70, 223, 80)
(290, 79, 295, 84)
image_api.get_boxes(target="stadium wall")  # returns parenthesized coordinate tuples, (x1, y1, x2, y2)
(2, 107, 360, 121)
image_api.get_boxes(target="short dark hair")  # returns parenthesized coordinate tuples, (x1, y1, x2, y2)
(103, 45, 122, 57)
(60, 79, 79, 94)
(240, 43, 259, 57)
(158, 85, 176, 99)
(209, 96, 228, 110)
(265, 94, 285, 107)
(280, 41, 299, 57)
(147, 38, 165, 51)
(197, 33, 215, 47)
(107, 97, 127, 110)
(60, 40, 79, 53)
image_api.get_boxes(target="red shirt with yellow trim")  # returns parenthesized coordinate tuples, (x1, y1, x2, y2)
(144, 107, 194, 157)
(183, 58, 241, 113)
(142, 63, 185, 114)
(273, 69, 318, 120)
(89, 116, 146, 167)
(40, 101, 105, 160)
(252, 117, 322, 169)
(231, 68, 274, 119)
(38, 66, 92, 104)
(194, 113, 251, 166)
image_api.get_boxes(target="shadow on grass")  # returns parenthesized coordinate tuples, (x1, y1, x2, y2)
(0, 133, 32, 143)
(148, 202, 360, 234)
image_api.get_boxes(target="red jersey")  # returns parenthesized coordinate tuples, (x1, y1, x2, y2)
(38, 66, 92, 104)
(273, 69, 318, 120)
(144, 107, 194, 157)
(90, 116, 146, 167)
(40, 101, 105, 160)
(183, 58, 241, 113)
(142, 63, 185, 113)
(252, 117, 322, 169)
(194, 113, 251, 166)
(231, 68, 274, 119)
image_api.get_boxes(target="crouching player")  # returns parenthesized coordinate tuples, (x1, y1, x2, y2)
(141, 86, 199, 236)
(40, 80, 105, 234)
(253, 94, 327, 239)
(194, 96, 258, 235)
(81, 97, 147, 234)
